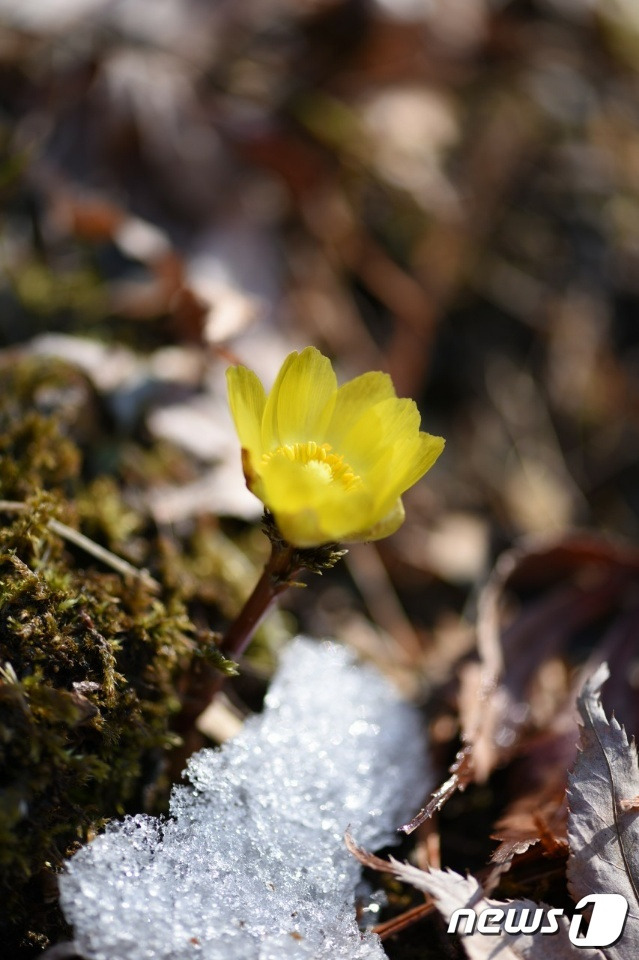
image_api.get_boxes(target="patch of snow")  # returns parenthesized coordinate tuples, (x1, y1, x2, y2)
(60, 638, 430, 960)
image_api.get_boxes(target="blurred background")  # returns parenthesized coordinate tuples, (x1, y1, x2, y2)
(1, 0, 639, 955)
(1, 0, 638, 550)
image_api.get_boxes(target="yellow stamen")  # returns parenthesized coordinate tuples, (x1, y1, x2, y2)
(261, 441, 361, 491)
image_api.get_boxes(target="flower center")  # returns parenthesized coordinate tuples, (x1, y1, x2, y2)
(261, 441, 361, 491)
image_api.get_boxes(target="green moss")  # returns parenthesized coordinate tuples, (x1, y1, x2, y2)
(10, 262, 106, 321)
(0, 360, 235, 952)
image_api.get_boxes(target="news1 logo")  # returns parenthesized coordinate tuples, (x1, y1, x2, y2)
(447, 893, 628, 947)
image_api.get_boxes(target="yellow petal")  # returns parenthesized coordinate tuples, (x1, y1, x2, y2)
(324, 370, 395, 450)
(310, 487, 378, 543)
(226, 365, 267, 465)
(353, 497, 405, 542)
(392, 432, 446, 493)
(338, 397, 422, 475)
(261, 347, 337, 450)
(367, 430, 445, 508)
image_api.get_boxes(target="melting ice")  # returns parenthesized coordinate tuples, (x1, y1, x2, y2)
(60, 638, 430, 959)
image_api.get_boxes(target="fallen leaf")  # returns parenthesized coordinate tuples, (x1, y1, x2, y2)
(411, 534, 639, 837)
(346, 835, 602, 960)
(393, 866, 603, 959)
(567, 663, 639, 959)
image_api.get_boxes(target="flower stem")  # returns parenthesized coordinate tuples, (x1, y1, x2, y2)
(169, 517, 347, 779)
(169, 539, 302, 779)
(218, 539, 301, 660)
(218, 512, 347, 661)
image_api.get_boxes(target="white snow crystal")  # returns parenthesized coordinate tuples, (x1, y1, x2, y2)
(59, 638, 430, 959)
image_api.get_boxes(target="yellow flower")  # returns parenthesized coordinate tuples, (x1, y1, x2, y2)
(226, 347, 444, 548)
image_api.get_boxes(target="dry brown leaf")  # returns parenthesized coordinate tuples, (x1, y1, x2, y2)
(345, 837, 602, 960)
(567, 663, 639, 959)
(408, 534, 639, 836)
(491, 790, 569, 865)
(468, 535, 634, 782)
(396, 866, 605, 959)
(490, 719, 574, 869)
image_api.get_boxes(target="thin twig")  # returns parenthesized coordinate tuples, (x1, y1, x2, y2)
(372, 901, 435, 940)
(48, 519, 160, 592)
(0, 500, 160, 592)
